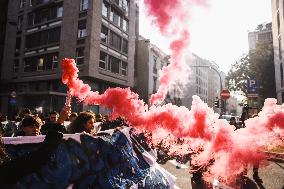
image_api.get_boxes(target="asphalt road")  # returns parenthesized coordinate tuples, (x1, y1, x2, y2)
(161, 159, 284, 189)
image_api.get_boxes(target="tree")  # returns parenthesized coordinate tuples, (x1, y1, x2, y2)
(226, 42, 276, 99)
(226, 54, 250, 95)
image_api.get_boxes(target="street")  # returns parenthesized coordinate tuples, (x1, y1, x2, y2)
(161, 159, 284, 189)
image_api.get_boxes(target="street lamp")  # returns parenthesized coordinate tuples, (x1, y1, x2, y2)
(190, 65, 224, 112)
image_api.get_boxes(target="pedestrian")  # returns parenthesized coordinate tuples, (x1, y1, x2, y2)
(16, 116, 42, 136)
(229, 117, 237, 127)
(68, 111, 96, 134)
(41, 107, 70, 134)
(69, 112, 78, 123)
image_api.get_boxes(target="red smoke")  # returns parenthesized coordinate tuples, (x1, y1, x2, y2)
(144, 0, 207, 105)
(61, 58, 284, 183)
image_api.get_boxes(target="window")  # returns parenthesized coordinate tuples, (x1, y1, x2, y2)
(153, 77, 157, 93)
(281, 63, 284, 87)
(57, 6, 63, 17)
(15, 37, 21, 53)
(28, 13, 34, 26)
(102, 1, 108, 17)
(120, 61, 127, 76)
(122, 19, 128, 32)
(26, 32, 40, 48)
(28, 4, 63, 26)
(277, 12, 280, 35)
(14, 60, 19, 73)
(24, 57, 37, 72)
(279, 37, 282, 60)
(17, 16, 23, 31)
(99, 51, 107, 69)
(153, 56, 157, 73)
(110, 9, 121, 27)
(20, 0, 26, 8)
(52, 54, 58, 69)
(30, 0, 50, 6)
(122, 39, 128, 54)
(110, 31, 121, 50)
(40, 9, 49, 23)
(122, 0, 129, 12)
(37, 57, 44, 71)
(46, 53, 58, 70)
(76, 47, 85, 65)
(109, 56, 120, 74)
(24, 52, 58, 72)
(80, 0, 88, 11)
(101, 25, 108, 43)
(40, 30, 49, 46)
(78, 20, 87, 38)
(48, 27, 61, 44)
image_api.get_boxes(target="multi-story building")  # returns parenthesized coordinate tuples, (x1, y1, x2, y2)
(248, 22, 273, 51)
(135, 36, 170, 104)
(0, 0, 139, 116)
(0, 0, 9, 80)
(181, 53, 222, 111)
(272, 0, 284, 103)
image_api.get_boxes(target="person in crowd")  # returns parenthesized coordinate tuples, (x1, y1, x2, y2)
(95, 114, 103, 122)
(100, 115, 113, 131)
(93, 113, 104, 134)
(0, 128, 63, 188)
(3, 116, 19, 137)
(19, 108, 32, 119)
(68, 111, 96, 134)
(229, 117, 237, 127)
(69, 112, 78, 123)
(41, 108, 69, 134)
(16, 116, 42, 136)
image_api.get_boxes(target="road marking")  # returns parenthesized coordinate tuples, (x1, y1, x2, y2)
(169, 160, 188, 169)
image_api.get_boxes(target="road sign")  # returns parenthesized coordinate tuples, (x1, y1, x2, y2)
(220, 89, 230, 100)
(247, 79, 258, 98)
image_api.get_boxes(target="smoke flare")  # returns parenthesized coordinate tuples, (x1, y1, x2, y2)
(143, 0, 208, 105)
(61, 58, 283, 183)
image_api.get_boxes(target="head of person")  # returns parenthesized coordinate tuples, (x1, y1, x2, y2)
(49, 111, 59, 123)
(20, 108, 32, 118)
(95, 114, 103, 122)
(69, 112, 78, 122)
(229, 117, 236, 124)
(21, 116, 42, 136)
(69, 112, 95, 134)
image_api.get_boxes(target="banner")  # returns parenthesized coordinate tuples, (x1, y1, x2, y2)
(4, 128, 175, 189)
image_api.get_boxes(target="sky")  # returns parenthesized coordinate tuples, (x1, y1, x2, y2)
(139, 0, 272, 74)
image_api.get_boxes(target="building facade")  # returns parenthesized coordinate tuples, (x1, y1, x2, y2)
(0, 0, 139, 116)
(272, 0, 284, 103)
(248, 22, 273, 51)
(135, 37, 170, 104)
(181, 54, 222, 112)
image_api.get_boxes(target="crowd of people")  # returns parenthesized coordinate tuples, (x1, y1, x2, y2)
(0, 107, 128, 138)
(0, 106, 130, 188)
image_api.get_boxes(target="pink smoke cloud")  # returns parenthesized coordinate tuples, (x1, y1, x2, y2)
(61, 59, 283, 183)
(143, 0, 208, 105)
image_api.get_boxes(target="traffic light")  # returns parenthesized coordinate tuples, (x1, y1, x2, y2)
(214, 99, 219, 108)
